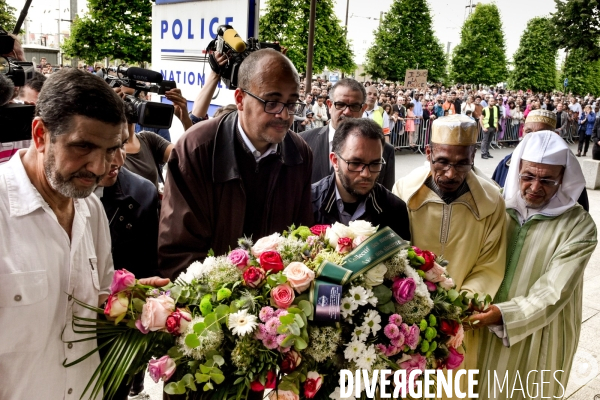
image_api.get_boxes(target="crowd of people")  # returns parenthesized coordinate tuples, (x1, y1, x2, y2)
(1, 30, 598, 400)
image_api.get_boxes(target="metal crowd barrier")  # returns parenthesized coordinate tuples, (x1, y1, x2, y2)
(390, 118, 431, 154)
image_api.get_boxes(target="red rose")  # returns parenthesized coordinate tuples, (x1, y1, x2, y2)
(250, 370, 277, 391)
(413, 247, 436, 272)
(439, 319, 460, 336)
(243, 267, 266, 288)
(165, 309, 192, 335)
(304, 371, 323, 398)
(259, 251, 285, 273)
(281, 350, 302, 374)
(310, 224, 330, 236)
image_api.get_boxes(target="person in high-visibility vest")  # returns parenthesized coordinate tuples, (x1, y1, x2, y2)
(363, 85, 391, 141)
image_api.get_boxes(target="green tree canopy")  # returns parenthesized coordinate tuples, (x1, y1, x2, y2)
(450, 3, 508, 85)
(259, 0, 355, 74)
(560, 48, 600, 96)
(0, 0, 18, 33)
(364, 0, 446, 83)
(552, 0, 600, 61)
(62, 0, 151, 65)
(509, 17, 557, 92)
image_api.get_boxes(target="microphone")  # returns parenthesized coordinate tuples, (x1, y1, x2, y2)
(0, 73, 15, 106)
(218, 25, 246, 53)
(125, 67, 163, 83)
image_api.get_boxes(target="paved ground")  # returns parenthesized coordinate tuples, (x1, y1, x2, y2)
(139, 143, 600, 399)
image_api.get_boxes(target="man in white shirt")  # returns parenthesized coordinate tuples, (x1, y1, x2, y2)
(312, 94, 329, 127)
(0, 69, 166, 399)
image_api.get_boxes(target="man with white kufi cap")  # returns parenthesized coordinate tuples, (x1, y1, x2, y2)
(392, 114, 507, 396)
(473, 131, 598, 399)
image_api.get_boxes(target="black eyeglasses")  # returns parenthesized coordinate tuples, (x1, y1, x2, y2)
(242, 89, 305, 116)
(430, 152, 473, 173)
(336, 154, 386, 173)
(518, 174, 560, 187)
(333, 102, 364, 112)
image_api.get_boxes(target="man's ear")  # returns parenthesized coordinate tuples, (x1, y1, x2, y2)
(31, 117, 49, 153)
(330, 152, 339, 172)
(425, 145, 432, 162)
(234, 88, 244, 111)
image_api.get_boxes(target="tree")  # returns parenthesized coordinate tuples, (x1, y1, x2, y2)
(450, 3, 508, 85)
(508, 17, 557, 92)
(62, 0, 151, 65)
(0, 0, 18, 33)
(364, 0, 446, 83)
(560, 48, 600, 96)
(259, 0, 355, 74)
(552, 0, 600, 61)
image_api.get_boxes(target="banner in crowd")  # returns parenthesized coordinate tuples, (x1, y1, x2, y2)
(404, 69, 428, 89)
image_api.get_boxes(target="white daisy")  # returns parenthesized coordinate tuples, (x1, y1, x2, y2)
(362, 310, 382, 335)
(348, 286, 369, 306)
(351, 326, 369, 343)
(329, 387, 357, 400)
(355, 345, 377, 370)
(344, 340, 365, 361)
(340, 297, 358, 318)
(228, 309, 258, 336)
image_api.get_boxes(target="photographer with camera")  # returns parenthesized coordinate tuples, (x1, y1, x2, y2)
(158, 48, 313, 280)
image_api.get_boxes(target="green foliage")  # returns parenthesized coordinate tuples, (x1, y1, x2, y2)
(509, 17, 557, 92)
(0, 0, 17, 33)
(364, 0, 447, 82)
(450, 3, 508, 85)
(560, 48, 600, 96)
(259, 0, 355, 74)
(61, 0, 152, 65)
(552, 0, 600, 61)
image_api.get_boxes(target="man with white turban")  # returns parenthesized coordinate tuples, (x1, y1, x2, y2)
(472, 131, 598, 399)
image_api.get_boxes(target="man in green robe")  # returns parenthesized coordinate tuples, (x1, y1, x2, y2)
(472, 131, 597, 399)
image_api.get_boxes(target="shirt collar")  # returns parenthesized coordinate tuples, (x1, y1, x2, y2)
(237, 118, 278, 162)
(4, 150, 90, 218)
(334, 184, 367, 223)
(328, 124, 336, 144)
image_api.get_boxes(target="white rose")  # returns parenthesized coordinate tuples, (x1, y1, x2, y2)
(348, 220, 378, 238)
(251, 233, 284, 257)
(364, 263, 387, 287)
(325, 222, 355, 247)
(439, 277, 454, 290)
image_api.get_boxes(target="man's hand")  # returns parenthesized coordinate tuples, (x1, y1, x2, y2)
(138, 276, 170, 287)
(165, 88, 193, 131)
(464, 304, 502, 330)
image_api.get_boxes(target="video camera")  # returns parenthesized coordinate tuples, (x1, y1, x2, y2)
(0, 27, 35, 142)
(105, 65, 174, 129)
(206, 25, 281, 89)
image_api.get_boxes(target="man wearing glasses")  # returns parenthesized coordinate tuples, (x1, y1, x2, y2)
(300, 78, 396, 190)
(157, 49, 314, 280)
(474, 131, 597, 399)
(392, 114, 507, 392)
(312, 118, 410, 241)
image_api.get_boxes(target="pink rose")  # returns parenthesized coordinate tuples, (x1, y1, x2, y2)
(440, 277, 454, 290)
(110, 269, 135, 293)
(445, 347, 465, 370)
(268, 391, 299, 400)
(228, 249, 250, 269)
(141, 295, 175, 331)
(309, 225, 330, 236)
(251, 234, 283, 257)
(352, 235, 368, 248)
(392, 278, 416, 304)
(425, 281, 437, 291)
(404, 324, 420, 350)
(336, 237, 353, 254)
(148, 355, 176, 383)
(446, 325, 465, 349)
(424, 262, 446, 283)
(283, 262, 315, 293)
(399, 354, 426, 391)
(271, 284, 295, 309)
(243, 267, 266, 288)
(104, 292, 129, 319)
(165, 309, 192, 335)
(304, 371, 323, 398)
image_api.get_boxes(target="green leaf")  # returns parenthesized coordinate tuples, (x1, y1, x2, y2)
(210, 373, 225, 384)
(279, 314, 295, 325)
(215, 304, 230, 320)
(294, 313, 305, 328)
(196, 373, 210, 383)
(280, 335, 296, 347)
(185, 333, 200, 349)
(298, 300, 312, 317)
(204, 381, 214, 391)
(212, 354, 225, 366)
(447, 289, 459, 302)
(132, 298, 145, 313)
(200, 365, 212, 374)
(287, 322, 301, 336)
(377, 300, 395, 314)
(372, 285, 393, 304)
(293, 336, 307, 350)
(164, 382, 186, 395)
(193, 321, 206, 334)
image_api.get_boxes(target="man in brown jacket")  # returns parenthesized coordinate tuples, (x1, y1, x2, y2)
(158, 49, 314, 280)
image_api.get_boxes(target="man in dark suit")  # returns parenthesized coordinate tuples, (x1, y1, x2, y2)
(300, 78, 396, 190)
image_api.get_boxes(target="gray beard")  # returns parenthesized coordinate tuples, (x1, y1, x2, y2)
(44, 147, 98, 198)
